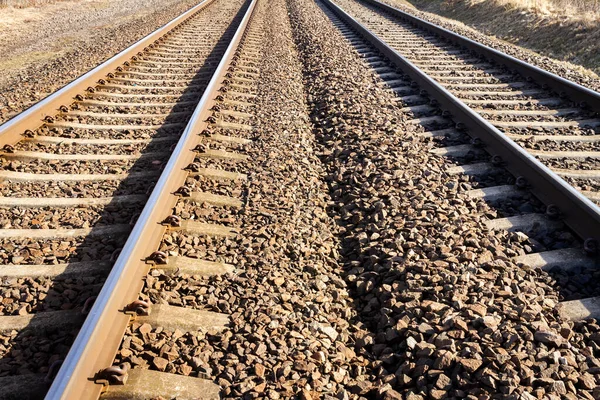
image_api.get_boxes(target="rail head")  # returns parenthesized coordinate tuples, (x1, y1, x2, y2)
(361, 0, 600, 110)
(0, 0, 216, 147)
(322, 0, 600, 242)
(44, 0, 257, 398)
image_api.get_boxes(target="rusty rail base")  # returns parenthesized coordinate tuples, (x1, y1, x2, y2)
(0, 0, 216, 147)
(44, 0, 257, 398)
(321, 0, 600, 242)
(361, 0, 600, 110)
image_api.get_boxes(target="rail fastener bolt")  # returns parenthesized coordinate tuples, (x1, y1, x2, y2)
(163, 215, 182, 227)
(193, 144, 208, 153)
(472, 138, 485, 148)
(491, 155, 503, 167)
(546, 204, 560, 220)
(96, 363, 131, 386)
(174, 185, 192, 197)
(584, 238, 599, 256)
(515, 176, 528, 189)
(147, 251, 168, 265)
(124, 300, 151, 317)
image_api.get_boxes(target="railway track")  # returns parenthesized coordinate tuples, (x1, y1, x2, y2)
(0, 0, 254, 397)
(318, 1, 600, 319)
(1, 0, 600, 397)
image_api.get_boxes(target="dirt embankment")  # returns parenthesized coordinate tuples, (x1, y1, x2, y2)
(384, 0, 600, 82)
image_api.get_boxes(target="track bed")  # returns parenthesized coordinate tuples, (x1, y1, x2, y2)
(0, 0, 599, 398)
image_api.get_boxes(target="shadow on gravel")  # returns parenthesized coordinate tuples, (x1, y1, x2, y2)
(0, 4, 250, 398)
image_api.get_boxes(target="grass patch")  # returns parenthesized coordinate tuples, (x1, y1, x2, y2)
(497, 0, 600, 19)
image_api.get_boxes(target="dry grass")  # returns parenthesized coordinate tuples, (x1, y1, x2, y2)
(402, 0, 600, 75)
(0, 50, 56, 70)
(481, 0, 600, 19)
(0, 0, 72, 8)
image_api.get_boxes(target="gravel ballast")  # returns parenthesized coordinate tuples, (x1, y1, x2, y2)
(2, 0, 599, 397)
(288, 0, 600, 397)
(113, 0, 375, 398)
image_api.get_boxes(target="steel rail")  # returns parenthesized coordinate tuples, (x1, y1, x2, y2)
(322, 0, 600, 241)
(45, 0, 257, 398)
(0, 0, 216, 147)
(360, 0, 600, 110)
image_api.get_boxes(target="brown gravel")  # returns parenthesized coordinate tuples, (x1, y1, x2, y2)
(0, 0, 205, 124)
(0, 204, 142, 229)
(0, 328, 77, 381)
(0, 277, 104, 315)
(0, 178, 157, 198)
(3, 0, 599, 397)
(0, 0, 248, 390)
(115, 0, 375, 397)
(0, 235, 126, 266)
